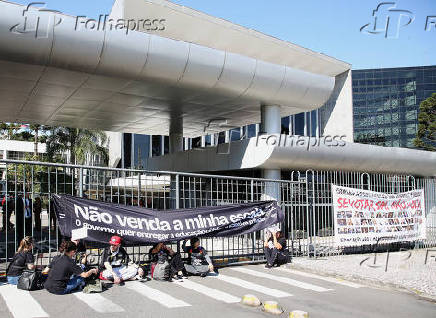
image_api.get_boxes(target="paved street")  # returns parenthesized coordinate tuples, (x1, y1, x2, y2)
(0, 264, 435, 318)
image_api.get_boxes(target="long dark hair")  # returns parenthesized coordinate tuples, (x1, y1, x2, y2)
(17, 236, 33, 253)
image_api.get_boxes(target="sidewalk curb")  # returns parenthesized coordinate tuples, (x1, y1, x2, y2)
(287, 263, 436, 303)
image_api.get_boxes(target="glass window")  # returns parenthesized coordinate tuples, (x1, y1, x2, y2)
(405, 110, 417, 120)
(205, 135, 212, 146)
(406, 124, 416, 135)
(294, 113, 305, 136)
(304, 112, 311, 136)
(133, 134, 150, 168)
(192, 136, 202, 148)
(217, 132, 226, 144)
(230, 128, 241, 141)
(247, 124, 256, 138)
(151, 135, 161, 157)
(123, 133, 132, 167)
(311, 110, 318, 137)
(281, 117, 290, 135)
(163, 136, 169, 154)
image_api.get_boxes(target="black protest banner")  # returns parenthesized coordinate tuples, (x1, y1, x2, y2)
(53, 195, 284, 245)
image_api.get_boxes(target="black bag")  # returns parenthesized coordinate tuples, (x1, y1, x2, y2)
(17, 270, 44, 291)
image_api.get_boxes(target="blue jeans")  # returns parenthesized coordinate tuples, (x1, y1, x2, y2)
(64, 275, 85, 294)
(7, 276, 20, 285)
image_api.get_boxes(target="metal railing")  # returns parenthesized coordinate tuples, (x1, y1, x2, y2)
(1, 159, 435, 273)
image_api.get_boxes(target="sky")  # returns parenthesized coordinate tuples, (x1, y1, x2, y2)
(8, 0, 436, 69)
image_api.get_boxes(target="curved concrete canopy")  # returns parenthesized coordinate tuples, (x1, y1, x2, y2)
(146, 135, 436, 176)
(0, 1, 337, 137)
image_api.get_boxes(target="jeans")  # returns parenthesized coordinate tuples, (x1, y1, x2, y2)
(264, 247, 278, 266)
(7, 275, 20, 285)
(264, 247, 289, 266)
(64, 275, 85, 294)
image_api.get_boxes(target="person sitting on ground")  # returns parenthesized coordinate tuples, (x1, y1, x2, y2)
(182, 237, 214, 277)
(99, 236, 140, 284)
(6, 236, 35, 285)
(149, 242, 185, 281)
(43, 240, 98, 294)
(264, 230, 288, 268)
(71, 239, 88, 266)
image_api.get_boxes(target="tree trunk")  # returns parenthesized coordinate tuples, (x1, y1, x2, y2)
(34, 128, 38, 157)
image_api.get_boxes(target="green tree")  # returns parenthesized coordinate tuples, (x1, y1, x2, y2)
(414, 93, 436, 151)
(46, 127, 108, 165)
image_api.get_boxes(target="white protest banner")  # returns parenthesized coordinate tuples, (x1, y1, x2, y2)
(332, 185, 426, 247)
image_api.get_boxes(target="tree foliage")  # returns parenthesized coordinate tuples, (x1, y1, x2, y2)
(46, 127, 108, 165)
(414, 93, 436, 151)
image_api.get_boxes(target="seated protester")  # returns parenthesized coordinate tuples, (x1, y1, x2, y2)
(149, 242, 185, 281)
(6, 236, 35, 285)
(44, 240, 98, 295)
(182, 237, 214, 277)
(99, 236, 139, 284)
(71, 239, 88, 266)
(264, 230, 288, 268)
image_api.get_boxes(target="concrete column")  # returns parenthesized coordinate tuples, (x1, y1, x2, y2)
(169, 117, 183, 153)
(260, 105, 281, 135)
(260, 105, 281, 203)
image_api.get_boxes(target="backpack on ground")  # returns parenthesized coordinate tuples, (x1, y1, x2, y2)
(152, 261, 170, 280)
(83, 277, 103, 293)
(17, 270, 45, 291)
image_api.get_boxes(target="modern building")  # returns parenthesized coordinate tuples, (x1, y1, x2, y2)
(0, 0, 435, 201)
(0, 139, 46, 161)
(352, 65, 436, 149)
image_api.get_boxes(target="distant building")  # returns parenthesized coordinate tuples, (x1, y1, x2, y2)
(352, 65, 436, 148)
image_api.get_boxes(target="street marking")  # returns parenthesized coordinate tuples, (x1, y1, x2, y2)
(0, 284, 49, 318)
(126, 282, 191, 308)
(173, 279, 241, 303)
(213, 274, 293, 298)
(276, 268, 363, 288)
(230, 267, 332, 292)
(73, 292, 125, 313)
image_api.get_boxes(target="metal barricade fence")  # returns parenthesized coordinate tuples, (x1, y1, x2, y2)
(0, 159, 435, 274)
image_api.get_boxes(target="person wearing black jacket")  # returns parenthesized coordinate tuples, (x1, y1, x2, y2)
(6, 236, 35, 285)
(264, 230, 288, 268)
(44, 240, 97, 294)
(99, 236, 138, 284)
(149, 242, 185, 280)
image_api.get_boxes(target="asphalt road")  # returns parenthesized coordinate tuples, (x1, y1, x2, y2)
(0, 264, 435, 318)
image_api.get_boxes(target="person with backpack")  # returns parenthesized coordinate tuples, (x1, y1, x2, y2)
(6, 236, 35, 285)
(182, 237, 214, 277)
(99, 236, 139, 284)
(149, 242, 185, 281)
(43, 240, 98, 294)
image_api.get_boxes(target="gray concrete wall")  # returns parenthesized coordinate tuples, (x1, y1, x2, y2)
(319, 70, 354, 142)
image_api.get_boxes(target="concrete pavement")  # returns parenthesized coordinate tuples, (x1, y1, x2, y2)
(0, 264, 435, 318)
